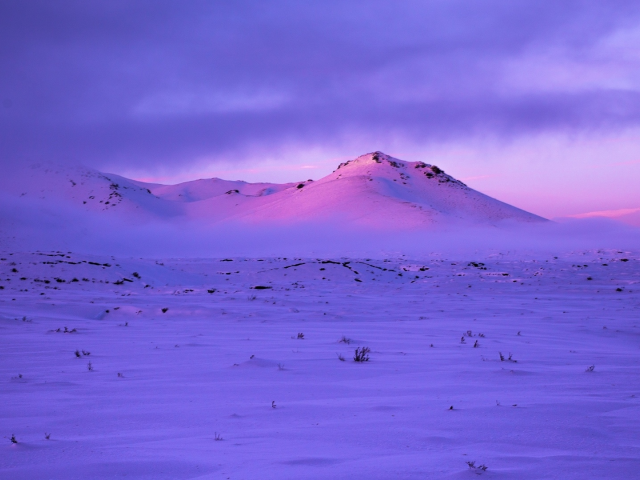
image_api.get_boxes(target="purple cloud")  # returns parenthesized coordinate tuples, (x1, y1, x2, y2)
(2, 0, 640, 171)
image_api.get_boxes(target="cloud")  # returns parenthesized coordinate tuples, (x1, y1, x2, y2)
(568, 207, 640, 227)
(2, 0, 640, 173)
(132, 90, 290, 117)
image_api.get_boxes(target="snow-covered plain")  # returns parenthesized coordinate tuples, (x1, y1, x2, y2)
(1, 249, 639, 479)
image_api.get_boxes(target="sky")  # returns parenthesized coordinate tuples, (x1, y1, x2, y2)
(1, 0, 640, 218)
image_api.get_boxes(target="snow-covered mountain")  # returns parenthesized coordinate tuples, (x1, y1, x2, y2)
(192, 151, 545, 227)
(1, 163, 180, 218)
(1, 152, 546, 227)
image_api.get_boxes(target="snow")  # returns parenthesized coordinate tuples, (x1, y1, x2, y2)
(1, 250, 639, 479)
(0, 152, 546, 228)
(1, 152, 639, 478)
(140, 178, 295, 203)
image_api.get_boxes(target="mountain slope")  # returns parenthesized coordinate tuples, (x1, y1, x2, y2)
(1, 152, 546, 228)
(0, 163, 181, 219)
(136, 178, 295, 203)
(213, 152, 545, 227)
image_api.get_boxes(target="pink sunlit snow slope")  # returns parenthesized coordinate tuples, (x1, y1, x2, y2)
(0, 152, 546, 229)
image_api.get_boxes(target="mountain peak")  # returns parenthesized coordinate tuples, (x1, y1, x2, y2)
(330, 151, 464, 187)
(335, 151, 399, 170)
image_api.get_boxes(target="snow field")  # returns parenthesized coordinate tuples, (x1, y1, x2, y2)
(1, 252, 639, 479)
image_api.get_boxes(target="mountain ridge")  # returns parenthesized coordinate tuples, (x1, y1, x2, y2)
(1, 152, 547, 228)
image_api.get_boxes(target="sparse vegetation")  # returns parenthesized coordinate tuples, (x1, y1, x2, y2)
(499, 352, 517, 362)
(339, 336, 352, 344)
(466, 461, 488, 473)
(87, 362, 93, 372)
(337, 353, 345, 361)
(296, 332, 304, 339)
(44, 432, 51, 440)
(214, 432, 223, 441)
(10, 434, 17, 444)
(586, 365, 595, 372)
(53, 326, 78, 333)
(354, 346, 370, 362)
(162, 307, 169, 313)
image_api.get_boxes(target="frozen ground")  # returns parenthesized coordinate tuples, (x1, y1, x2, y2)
(1, 249, 639, 479)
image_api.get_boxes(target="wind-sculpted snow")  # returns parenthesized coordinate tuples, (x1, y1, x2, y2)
(1, 250, 639, 478)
